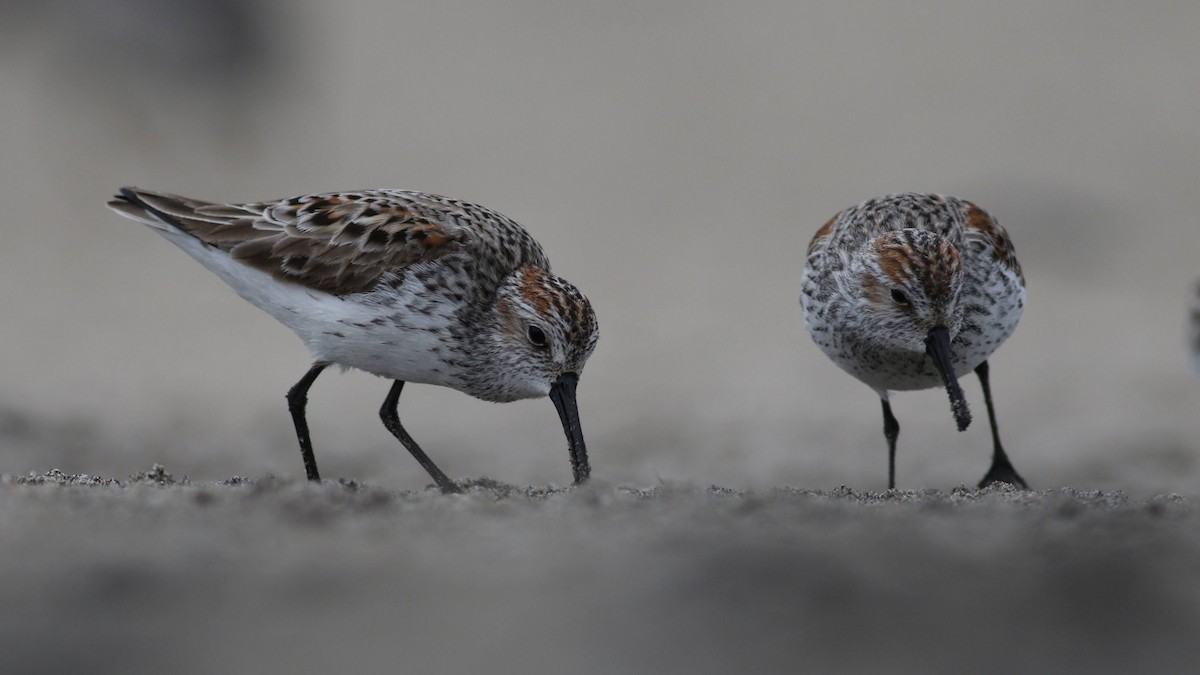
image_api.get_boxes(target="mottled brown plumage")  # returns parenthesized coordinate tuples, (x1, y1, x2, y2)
(801, 193, 1026, 489)
(109, 187, 598, 492)
(108, 188, 530, 295)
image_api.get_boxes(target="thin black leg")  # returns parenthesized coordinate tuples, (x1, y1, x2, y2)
(380, 381, 461, 494)
(286, 362, 328, 482)
(975, 361, 1029, 489)
(882, 398, 900, 490)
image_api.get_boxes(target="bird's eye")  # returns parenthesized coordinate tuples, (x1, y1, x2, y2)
(890, 289, 911, 305)
(527, 325, 548, 347)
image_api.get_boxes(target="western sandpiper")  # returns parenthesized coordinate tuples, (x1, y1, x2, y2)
(109, 188, 599, 493)
(1191, 280, 1200, 374)
(801, 193, 1026, 489)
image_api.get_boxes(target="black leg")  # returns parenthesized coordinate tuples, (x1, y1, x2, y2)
(882, 398, 900, 490)
(975, 361, 1028, 489)
(380, 381, 461, 494)
(286, 362, 328, 482)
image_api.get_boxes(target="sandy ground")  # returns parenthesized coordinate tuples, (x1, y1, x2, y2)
(2, 467, 1197, 675)
(3, 2, 1200, 672)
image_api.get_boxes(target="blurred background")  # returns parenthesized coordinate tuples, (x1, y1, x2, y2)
(2, 0, 1198, 496)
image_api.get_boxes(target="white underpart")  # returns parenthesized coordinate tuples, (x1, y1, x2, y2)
(118, 210, 461, 387)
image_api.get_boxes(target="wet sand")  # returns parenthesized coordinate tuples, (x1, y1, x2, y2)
(3, 466, 1197, 675)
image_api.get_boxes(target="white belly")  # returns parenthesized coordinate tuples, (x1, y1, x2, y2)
(157, 231, 462, 387)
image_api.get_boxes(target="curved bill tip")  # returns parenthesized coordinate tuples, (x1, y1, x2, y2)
(924, 326, 972, 432)
(549, 372, 590, 485)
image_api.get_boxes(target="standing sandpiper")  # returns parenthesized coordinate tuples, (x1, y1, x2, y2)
(801, 193, 1026, 489)
(110, 188, 599, 493)
(1190, 279, 1200, 374)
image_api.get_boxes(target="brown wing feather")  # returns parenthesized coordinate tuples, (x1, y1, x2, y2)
(113, 187, 471, 295)
(962, 202, 1024, 284)
(807, 214, 839, 256)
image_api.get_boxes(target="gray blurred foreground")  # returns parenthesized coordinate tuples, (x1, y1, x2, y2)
(1, 468, 1197, 675)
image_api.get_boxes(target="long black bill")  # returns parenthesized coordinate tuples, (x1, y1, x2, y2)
(549, 372, 590, 485)
(924, 326, 972, 432)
